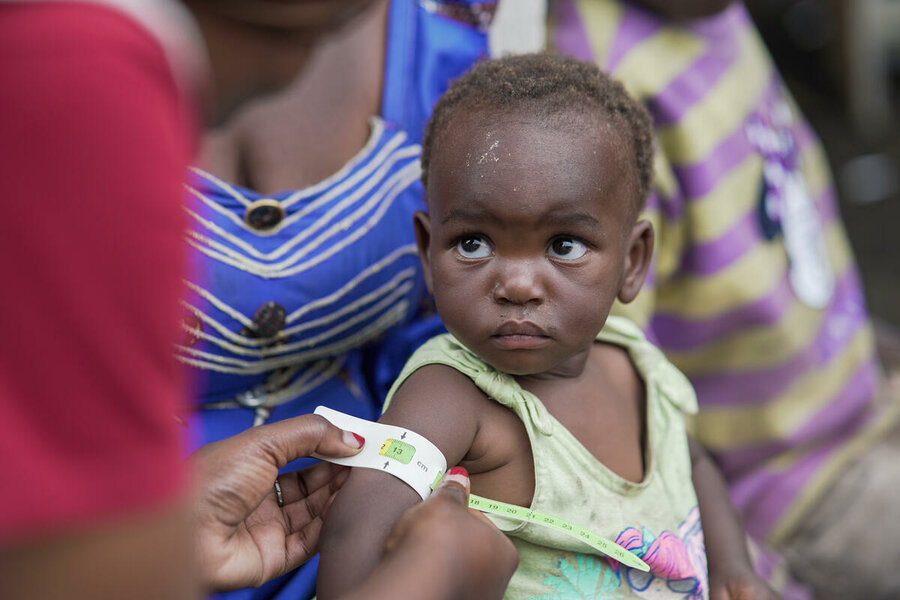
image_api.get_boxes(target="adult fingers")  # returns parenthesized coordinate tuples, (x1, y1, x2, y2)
(382, 465, 518, 599)
(277, 462, 349, 505)
(434, 467, 518, 581)
(383, 467, 472, 555)
(468, 507, 496, 524)
(432, 467, 496, 524)
(281, 475, 340, 535)
(283, 516, 326, 571)
(429, 466, 471, 505)
(246, 414, 364, 470)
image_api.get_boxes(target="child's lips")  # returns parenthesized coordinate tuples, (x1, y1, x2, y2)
(494, 321, 546, 336)
(491, 322, 550, 349)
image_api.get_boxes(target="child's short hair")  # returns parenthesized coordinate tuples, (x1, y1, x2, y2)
(422, 53, 654, 210)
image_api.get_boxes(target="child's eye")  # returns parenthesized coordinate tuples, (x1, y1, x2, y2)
(547, 237, 588, 260)
(455, 236, 492, 259)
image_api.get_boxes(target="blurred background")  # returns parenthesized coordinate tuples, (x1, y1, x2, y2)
(495, 0, 899, 327)
(744, 0, 899, 329)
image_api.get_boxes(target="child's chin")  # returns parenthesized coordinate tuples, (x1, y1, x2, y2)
(482, 353, 553, 377)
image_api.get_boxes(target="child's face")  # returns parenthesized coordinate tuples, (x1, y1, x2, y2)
(416, 109, 653, 376)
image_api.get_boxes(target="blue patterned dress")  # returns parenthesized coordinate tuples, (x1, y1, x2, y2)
(178, 2, 496, 598)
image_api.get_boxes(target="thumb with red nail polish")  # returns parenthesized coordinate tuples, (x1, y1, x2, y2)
(432, 466, 470, 505)
(381, 464, 517, 599)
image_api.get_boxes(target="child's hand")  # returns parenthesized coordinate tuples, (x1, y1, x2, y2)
(709, 568, 783, 600)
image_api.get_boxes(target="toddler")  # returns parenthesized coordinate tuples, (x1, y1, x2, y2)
(317, 54, 778, 600)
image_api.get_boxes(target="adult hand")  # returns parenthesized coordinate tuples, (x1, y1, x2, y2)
(191, 414, 364, 592)
(346, 467, 518, 600)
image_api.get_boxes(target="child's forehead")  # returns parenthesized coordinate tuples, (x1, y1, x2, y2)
(456, 104, 615, 137)
(428, 107, 638, 219)
(440, 106, 626, 161)
(431, 106, 633, 184)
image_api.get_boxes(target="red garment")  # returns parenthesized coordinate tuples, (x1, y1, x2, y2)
(0, 3, 196, 542)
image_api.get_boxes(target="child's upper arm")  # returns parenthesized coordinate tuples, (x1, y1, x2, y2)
(316, 363, 487, 599)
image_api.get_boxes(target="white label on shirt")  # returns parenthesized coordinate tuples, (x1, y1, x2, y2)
(782, 172, 835, 309)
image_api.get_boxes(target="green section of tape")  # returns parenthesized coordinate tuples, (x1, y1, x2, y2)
(468, 494, 649, 572)
(378, 438, 416, 465)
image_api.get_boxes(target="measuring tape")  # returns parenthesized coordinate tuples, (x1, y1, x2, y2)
(467, 494, 648, 571)
(313, 406, 447, 500)
(314, 406, 649, 572)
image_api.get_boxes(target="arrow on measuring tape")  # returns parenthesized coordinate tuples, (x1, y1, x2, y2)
(467, 494, 650, 572)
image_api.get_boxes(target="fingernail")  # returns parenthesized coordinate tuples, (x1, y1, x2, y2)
(442, 466, 469, 488)
(343, 430, 365, 449)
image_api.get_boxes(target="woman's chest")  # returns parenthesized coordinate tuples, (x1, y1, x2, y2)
(176, 146, 428, 385)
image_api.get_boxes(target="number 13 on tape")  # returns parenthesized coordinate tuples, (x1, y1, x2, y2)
(314, 406, 649, 572)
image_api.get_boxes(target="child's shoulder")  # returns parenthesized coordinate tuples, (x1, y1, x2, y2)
(387, 332, 493, 398)
(384, 333, 493, 415)
(380, 347, 497, 469)
(596, 316, 698, 416)
(383, 332, 527, 444)
(589, 316, 649, 375)
(595, 315, 648, 346)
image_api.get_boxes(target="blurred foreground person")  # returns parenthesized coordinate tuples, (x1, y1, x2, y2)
(0, 1, 515, 598)
(553, 1, 900, 598)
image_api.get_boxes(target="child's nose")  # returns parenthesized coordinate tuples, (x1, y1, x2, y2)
(491, 259, 544, 306)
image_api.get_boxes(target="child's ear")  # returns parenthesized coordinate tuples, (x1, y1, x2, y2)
(618, 219, 654, 304)
(413, 210, 434, 294)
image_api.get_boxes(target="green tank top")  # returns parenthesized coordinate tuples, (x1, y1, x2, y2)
(384, 316, 709, 599)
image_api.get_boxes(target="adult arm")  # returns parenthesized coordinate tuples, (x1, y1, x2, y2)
(0, 4, 197, 598)
(316, 364, 489, 599)
(194, 410, 516, 598)
(689, 440, 781, 600)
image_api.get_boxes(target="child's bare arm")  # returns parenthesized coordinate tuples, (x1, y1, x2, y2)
(316, 364, 488, 599)
(689, 439, 782, 600)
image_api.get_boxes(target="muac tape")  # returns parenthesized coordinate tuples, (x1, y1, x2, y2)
(313, 406, 649, 572)
(313, 406, 447, 500)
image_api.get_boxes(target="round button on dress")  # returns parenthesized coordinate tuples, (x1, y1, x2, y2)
(245, 199, 285, 231)
(249, 301, 287, 339)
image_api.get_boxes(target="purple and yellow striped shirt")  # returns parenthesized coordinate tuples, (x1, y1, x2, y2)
(552, 0, 896, 546)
